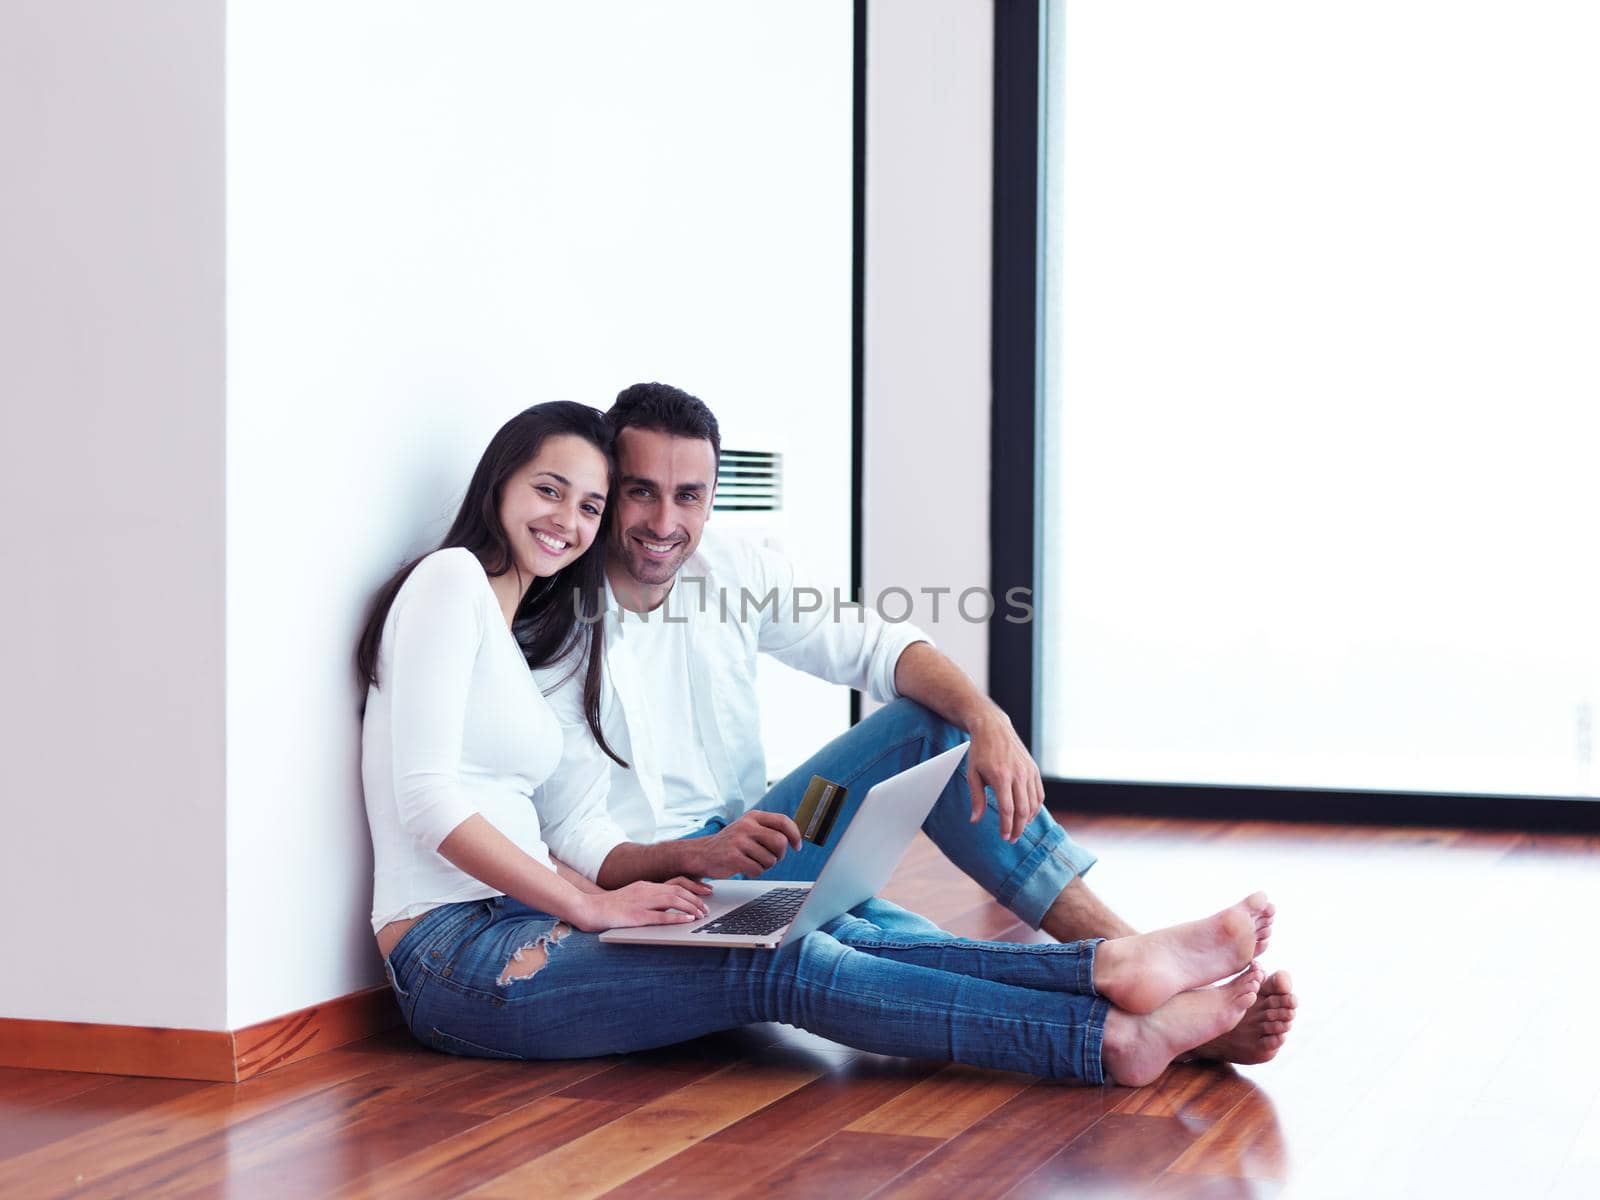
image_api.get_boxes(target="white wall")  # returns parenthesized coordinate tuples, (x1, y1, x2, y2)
(0, 1, 228, 1027)
(224, 1, 853, 1027)
(862, 0, 994, 697)
(0, 0, 982, 1033)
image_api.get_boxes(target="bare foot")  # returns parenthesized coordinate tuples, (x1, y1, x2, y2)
(1103, 965, 1263, 1087)
(1191, 969, 1297, 1064)
(1092, 893, 1271, 1014)
(1253, 898, 1275, 957)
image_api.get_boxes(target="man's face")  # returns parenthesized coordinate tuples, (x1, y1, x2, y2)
(608, 427, 717, 588)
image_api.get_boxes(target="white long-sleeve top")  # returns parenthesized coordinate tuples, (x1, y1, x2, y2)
(533, 528, 931, 880)
(361, 547, 565, 933)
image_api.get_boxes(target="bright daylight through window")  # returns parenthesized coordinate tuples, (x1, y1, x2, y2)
(1038, 1, 1600, 800)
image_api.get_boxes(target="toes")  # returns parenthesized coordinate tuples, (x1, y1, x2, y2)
(1262, 969, 1294, 995)
(1243, 891, 1270, 915)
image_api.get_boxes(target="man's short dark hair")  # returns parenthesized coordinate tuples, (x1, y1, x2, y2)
(607, 382, 722, 470)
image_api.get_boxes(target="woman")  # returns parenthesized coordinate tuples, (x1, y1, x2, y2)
(358, 402, 1273, 1086)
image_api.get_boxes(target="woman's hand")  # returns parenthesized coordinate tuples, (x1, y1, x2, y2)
(568, 877, 713, 932)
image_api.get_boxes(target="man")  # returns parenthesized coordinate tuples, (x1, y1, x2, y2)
(538, 382, 1295, 1064)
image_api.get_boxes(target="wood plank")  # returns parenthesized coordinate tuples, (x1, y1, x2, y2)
(66, 1077, 445, 1200)
(597, 1140, 760, 1199)
(0, 1075, 210, 1162)
(602, 1059, 943, 1197)
(0, 1067, 123, 1107)
(870, 1082, 1116, 1199)
(708, 1057, 937, 1158)
(330, 1094, 627, 1200)
(743, 1131, 941, 1200)
(1117, 1064, 1258, 1122)
(1007, 1112, 1206, 1197)
(555, 1052, 724, 1106)
(178, 1098, 485, 1199)
(409, 1056, 614, 1116)
(465, 1061, 820, 1199)
(75, 1048, 555, 1200)
(0, 1042, 406, 1199)
(1163, 1087, 1290, 1183)
(845, 1064, 1034, 1140)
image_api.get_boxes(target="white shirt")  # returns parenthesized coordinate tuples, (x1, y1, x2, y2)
(361, 548, 565, 932)
(614, 588, 725, 840)
(534, 528, 931, 878)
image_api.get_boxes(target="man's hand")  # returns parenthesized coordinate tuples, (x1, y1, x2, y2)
(965, 708, 1045, 843)
(687, 811, 803, 878)
(891, 642, 1045, 846)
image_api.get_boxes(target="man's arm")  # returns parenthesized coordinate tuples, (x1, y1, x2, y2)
(727, 536, 1042, 841)
(534, 628, 804, 887)
(892, 641, 1045, 842)
(594, 839, 699, 888)
(596, 811, 803, 888)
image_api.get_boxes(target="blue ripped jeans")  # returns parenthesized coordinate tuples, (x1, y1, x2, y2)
(386, 894, 1111, 1082)
(703, 698, 1097, 931)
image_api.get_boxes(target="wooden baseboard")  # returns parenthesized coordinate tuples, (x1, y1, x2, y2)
(231, 985, 400, 1082)
(0, 986, 401, 1083)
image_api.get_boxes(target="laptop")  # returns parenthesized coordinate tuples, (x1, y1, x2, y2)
(599, 742, 968, 949)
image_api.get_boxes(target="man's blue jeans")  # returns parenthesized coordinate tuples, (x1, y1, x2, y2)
(386, 894, 1110, 1082)
(693, 699, 1097, 931)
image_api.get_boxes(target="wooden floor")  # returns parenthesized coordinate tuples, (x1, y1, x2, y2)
(3, 814, 1598, 1198)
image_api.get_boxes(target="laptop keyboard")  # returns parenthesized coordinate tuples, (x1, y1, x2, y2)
(694, 887, 810, 937)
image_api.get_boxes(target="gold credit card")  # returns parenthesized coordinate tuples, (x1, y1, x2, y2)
(795, 776, 849, 845)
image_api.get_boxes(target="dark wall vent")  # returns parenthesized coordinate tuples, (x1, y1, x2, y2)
(714, 449, 783, 512)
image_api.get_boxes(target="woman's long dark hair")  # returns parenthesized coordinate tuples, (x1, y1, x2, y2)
(355, 401, 627, 767)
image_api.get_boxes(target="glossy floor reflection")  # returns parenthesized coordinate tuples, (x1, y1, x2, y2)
(0, 816, 1595, 1198)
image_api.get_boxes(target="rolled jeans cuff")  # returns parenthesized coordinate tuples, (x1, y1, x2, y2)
(1076, 936, 1106, 996)
(1080, 995, 1111, 1085)
(992, 821, 1099, 930)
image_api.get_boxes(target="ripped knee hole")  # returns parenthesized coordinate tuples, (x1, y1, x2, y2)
(495, 922, 571, 986)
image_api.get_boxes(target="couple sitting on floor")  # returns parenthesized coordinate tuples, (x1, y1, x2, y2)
(358, 383, 1298, 1086)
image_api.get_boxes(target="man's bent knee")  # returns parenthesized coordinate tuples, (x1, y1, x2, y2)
(873, 698, 965, 752)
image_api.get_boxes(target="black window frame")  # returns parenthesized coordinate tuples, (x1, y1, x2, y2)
(987, 0, 1600, 834)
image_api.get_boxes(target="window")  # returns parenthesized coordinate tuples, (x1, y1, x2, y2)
(998, 1, 1600, 814)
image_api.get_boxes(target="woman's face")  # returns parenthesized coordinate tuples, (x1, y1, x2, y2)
(498, 434, 610, 579)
